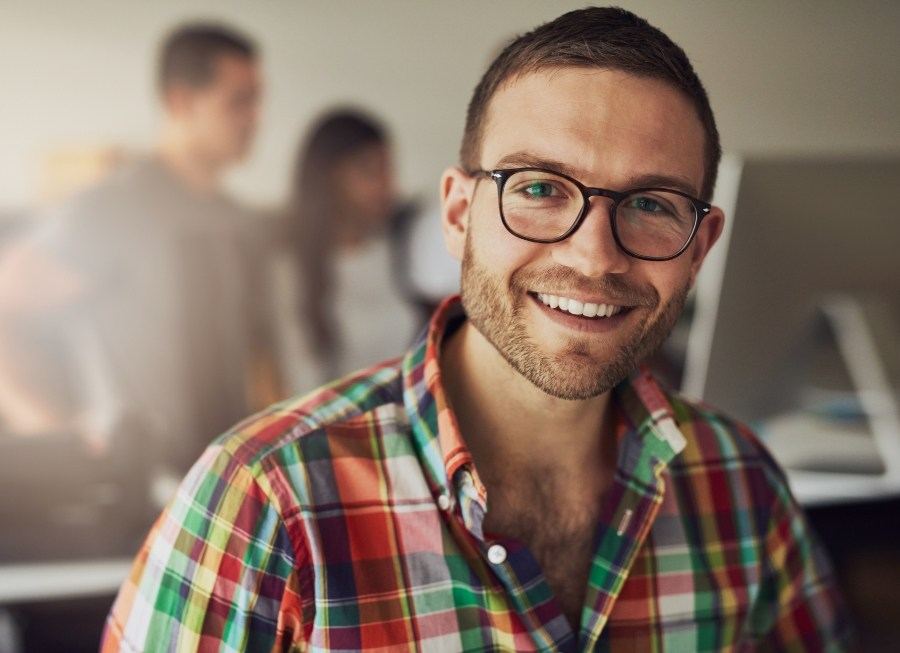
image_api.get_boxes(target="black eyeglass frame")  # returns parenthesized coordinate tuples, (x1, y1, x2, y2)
(472, 167, 712, 262)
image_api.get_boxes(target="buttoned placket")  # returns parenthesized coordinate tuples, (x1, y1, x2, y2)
(441, 395, 688, 652)
(453, 466, 577, 652)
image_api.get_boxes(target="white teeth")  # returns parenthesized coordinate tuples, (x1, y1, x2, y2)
(534, 292, 624, 319)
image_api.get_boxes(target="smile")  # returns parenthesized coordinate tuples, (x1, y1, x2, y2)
(535, 292, 625, 319)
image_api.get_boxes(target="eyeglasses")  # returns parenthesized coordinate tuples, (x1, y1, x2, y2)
(472, 167, 711, 261)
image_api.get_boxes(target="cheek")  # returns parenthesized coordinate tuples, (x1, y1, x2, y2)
(465, 187, 563, 299)
(202, 100, 241, 132)
(469, 189, 538, 263)
(191, 104, 229, 141)
(348, 178, 385, 212)
(646, 260, 693, 307)
(365, 176, 393, 204)
(190, 96, 216, 120)
(468, 223, 544, 295)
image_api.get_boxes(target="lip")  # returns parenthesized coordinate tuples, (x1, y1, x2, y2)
(528, 292, 634, 333)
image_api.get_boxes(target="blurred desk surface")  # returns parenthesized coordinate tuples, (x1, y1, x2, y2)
(0, 558, 132, 604)
(788, 470, 900, 507)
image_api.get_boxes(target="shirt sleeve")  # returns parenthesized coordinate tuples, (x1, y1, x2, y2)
(101, 444, 313, 652)
(744, 474, 857, 651)
(29, 195, 121, 297)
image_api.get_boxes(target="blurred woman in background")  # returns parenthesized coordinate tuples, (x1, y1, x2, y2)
(284, 108, 420, 391)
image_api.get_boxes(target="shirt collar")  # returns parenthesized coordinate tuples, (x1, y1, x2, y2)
(402, 295, 469, 499)
(402, 294, 687, 501)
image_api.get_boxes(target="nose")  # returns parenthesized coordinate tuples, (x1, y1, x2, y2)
(550, 197, 632, 277)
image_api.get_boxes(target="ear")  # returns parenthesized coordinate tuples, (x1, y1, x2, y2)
(687, 206, 724, 287)
(440, 166, 475, 261)
(161, 83, 193, 118)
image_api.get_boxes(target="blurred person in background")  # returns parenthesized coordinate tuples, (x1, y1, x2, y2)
(282, 108, 420, 392)
(0, 22, 274, 479)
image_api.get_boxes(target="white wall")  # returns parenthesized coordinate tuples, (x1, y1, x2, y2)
(2, 0, 899, 210)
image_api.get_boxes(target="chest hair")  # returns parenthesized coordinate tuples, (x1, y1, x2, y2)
(483, 472, 604, 631)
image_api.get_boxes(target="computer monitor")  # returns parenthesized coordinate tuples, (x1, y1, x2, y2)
(681, 155, 900, 500)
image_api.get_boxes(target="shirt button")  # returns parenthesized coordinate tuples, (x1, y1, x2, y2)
(437, 494, 452, 511)
(487, 543, 507, 565)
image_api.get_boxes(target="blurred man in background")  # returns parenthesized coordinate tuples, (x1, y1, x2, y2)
(0, 23, 277, 652)
(0, 22, 270, 480)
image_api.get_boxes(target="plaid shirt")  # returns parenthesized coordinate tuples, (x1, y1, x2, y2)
(103, 296, 852, 652)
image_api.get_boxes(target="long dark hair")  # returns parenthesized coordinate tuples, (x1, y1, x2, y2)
(287, 108, 387, 372)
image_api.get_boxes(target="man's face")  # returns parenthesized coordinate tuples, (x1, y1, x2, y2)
(169, 54, 262, 165)
(442, 67, 723, 400)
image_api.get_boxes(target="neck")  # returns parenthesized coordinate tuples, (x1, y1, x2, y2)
(157, 126, 222, 196)
(441, 320, 615, 482)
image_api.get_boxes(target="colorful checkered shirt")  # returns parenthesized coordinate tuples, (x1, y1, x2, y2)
(103, 296, 852, 652)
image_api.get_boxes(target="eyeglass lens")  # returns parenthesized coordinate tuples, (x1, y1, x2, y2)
(500, 169, 698, 259)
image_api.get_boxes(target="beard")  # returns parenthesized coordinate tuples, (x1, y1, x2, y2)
(459, 234, 689, 400)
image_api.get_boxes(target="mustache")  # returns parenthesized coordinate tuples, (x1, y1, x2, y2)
(511, 266, 659, 307)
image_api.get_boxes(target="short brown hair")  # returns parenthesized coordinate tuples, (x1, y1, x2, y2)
(158, 23, 256, 93)
(461, 7, 720, 200)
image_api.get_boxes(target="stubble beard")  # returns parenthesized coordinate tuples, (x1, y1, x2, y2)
(459, 235, 689, 400)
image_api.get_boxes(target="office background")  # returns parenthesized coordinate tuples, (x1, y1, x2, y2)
(1, 2, 899, 651)
(2, 0, 899, 212)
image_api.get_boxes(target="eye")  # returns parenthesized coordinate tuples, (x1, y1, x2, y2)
(628, 196, 666, 213)
(508, 177, 568, 201)
(524, 181, 555, 198)
(503, 170, 578, 208)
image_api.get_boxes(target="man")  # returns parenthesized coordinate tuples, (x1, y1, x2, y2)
(0, 23, 270, 471)
(103, 8, 852, 651)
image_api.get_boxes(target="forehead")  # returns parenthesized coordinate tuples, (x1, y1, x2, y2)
(209, 54, 260, 87)
(480, 67, 706, 195)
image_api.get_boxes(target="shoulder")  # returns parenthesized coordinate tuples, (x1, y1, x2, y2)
(14, 169, 147, 283)
(668, 392, 769, 461)
(209, 358, 406, 473)
(79, 158, 161, 205)
(36, 159, 160, 240)
(664, 388, 792, 499)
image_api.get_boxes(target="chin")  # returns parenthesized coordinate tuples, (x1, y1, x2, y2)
(528, 350, 637, 400)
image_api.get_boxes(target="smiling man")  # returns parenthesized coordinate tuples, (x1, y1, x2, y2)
(103, 8, 852, 652)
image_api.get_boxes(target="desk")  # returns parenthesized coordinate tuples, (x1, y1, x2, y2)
(788, 470, 900, 507)
(0, 558, 132, 604)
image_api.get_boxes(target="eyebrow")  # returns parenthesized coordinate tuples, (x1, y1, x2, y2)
(491, 151, 701, 197)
